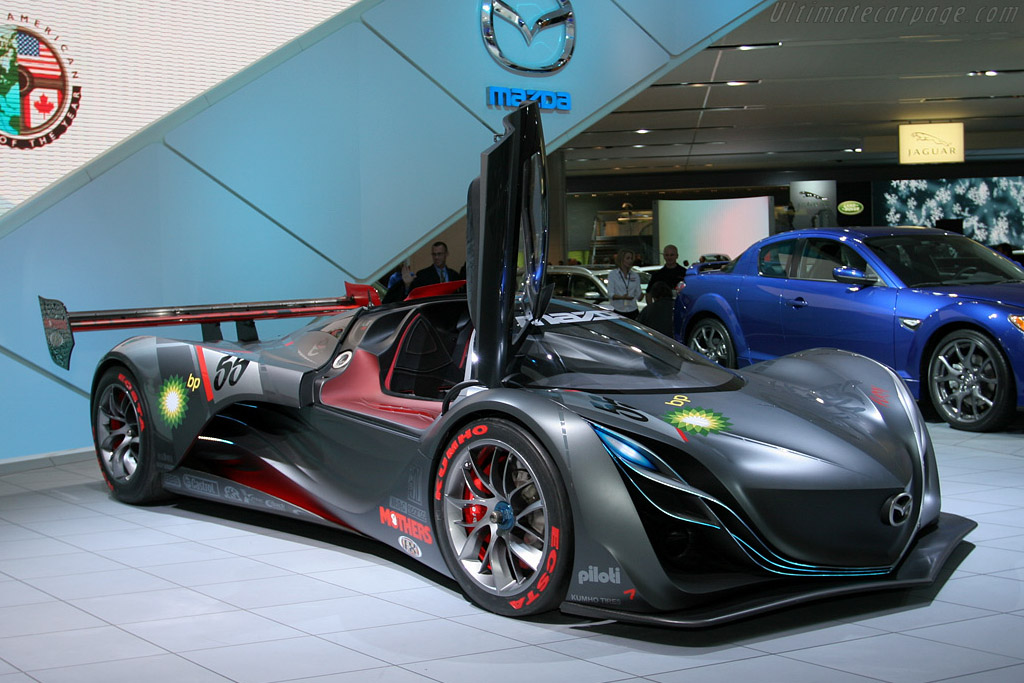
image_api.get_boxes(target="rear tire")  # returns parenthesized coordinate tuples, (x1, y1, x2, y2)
(686, 317, 736, 368)
(433, 418, 572, 616)
(92, 366, 168, 504)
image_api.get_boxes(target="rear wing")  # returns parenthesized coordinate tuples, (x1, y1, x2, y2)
(39, 283, 381, 370)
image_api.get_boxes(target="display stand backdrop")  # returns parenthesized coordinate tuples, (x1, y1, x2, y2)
(0, 0, 771, 460)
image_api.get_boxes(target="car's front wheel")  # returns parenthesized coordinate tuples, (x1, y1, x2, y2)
(93, 366, 168, 503)
(927, 329, 1015, 432)
(686, 317, 736, 368)
(433, 418, 572, 616)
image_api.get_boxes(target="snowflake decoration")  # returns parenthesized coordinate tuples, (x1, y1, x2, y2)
(663, 407, 732, 436)
(158, 376, 189, 428)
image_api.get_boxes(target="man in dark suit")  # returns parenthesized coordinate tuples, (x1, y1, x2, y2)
(413, 241, 460, 289)
(384, 241, 461, 303)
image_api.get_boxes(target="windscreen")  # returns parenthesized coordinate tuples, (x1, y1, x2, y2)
(505, 305, 736, 392)
(866, 234, 1024, 287)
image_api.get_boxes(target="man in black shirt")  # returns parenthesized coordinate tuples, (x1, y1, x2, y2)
(646, 244, 686, 303)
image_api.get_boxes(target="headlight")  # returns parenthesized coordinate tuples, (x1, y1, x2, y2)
(1010, 315, 1024, 333)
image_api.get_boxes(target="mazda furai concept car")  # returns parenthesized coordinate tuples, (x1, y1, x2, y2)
(40, 105, 974, 627)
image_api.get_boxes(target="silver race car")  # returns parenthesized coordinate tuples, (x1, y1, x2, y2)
(40, 104, 973, 626)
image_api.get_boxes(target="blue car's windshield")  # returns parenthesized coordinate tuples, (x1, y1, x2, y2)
(866, 234, 1024, 287)
(507, 307, 735, 391)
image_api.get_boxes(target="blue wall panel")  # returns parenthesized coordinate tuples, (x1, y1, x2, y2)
(0, 0, 770, 460)
(0, 144, 358, 393)
(363, 0, 670, 145)
(165, 21, 495, 280)
(0, 354, 91, 454)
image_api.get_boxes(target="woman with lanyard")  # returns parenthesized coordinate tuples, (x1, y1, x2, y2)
(607, 248, 642, 319)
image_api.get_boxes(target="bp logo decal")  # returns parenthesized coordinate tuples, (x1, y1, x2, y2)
(0, 21, 81, 149)
(663, 407, 732, 436)
(158, 376, 189, 428)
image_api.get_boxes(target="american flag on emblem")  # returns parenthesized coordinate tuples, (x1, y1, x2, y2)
(17, 31, 62, 79)
(25, 88, 61, 128)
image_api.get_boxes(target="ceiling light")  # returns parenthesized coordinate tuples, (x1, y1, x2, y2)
(635, 129, 650, 134)
(844, 148, 863, 153)
(966, 68, 1024, 76)
(709, 42, 782, 51)
(655, 80, 760, 88)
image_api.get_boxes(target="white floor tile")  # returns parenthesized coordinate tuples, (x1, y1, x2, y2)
(784, 633, 1020, 683)
(179, 636, 385, 683)
(0, 420, 1023, 682)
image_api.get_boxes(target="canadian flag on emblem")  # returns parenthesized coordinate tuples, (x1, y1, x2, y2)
(26, 89, 62, 128)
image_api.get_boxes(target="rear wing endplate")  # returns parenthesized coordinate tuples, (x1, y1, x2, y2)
(39, 283, 380, 370)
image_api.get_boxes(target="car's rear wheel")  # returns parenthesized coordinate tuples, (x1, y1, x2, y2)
(433, 418, 572, 616)
(927, 330, 1015, 432)
(93, 366, 168, 503)
(687, 318, 736, 368)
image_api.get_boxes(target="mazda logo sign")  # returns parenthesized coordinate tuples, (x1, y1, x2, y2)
(884, 492, 913, 527)
(481, 0, 575, 73)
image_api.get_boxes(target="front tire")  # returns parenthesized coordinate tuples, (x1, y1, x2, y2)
(92, 366, 168, 503)
(927, 330, 1015, 432)
(433, 418, 572, 616)
(687, 317, 736, 368)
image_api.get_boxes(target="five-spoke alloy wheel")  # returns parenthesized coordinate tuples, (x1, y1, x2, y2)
(927, 330, 1014, 432)
(433, 419, 572, 616)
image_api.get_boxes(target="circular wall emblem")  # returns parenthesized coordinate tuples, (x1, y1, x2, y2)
(0, 24, 81, 149)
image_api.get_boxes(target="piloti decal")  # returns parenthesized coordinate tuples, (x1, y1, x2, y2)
(434, 423, 489, 501)
(870, 386, 890, 406)
(509, 525, 560, 611)
(379, 506, 433, 544)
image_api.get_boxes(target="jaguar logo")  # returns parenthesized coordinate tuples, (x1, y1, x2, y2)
(481, 0, 575, 73)
(884, 492, 913, 527)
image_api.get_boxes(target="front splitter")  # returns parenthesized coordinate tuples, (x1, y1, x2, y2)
(560, 512, 976, 628)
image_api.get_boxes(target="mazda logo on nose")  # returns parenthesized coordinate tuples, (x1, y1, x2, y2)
(481, 0, 575, 73)
(884, 492, 913, 527)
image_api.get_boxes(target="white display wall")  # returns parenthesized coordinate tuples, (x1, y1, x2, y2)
(0, 0, 356, 217)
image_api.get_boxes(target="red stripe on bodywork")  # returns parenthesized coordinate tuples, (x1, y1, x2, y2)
(196, 347, 215, 402)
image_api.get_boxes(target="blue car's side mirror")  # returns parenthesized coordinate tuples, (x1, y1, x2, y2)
(833, 266, 878, 286)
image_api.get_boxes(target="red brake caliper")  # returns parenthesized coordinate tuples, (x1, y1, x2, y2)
(462, 452, 493, 566)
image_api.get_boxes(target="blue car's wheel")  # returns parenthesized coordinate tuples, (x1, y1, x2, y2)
(92, 366, 168, 503)
(927, 330, 1015, 432)
(686, 317, 736, 368)
(433, 418, 572, 616)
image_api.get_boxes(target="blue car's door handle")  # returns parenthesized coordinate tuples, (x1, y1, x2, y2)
(786, 297, 809, 308)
